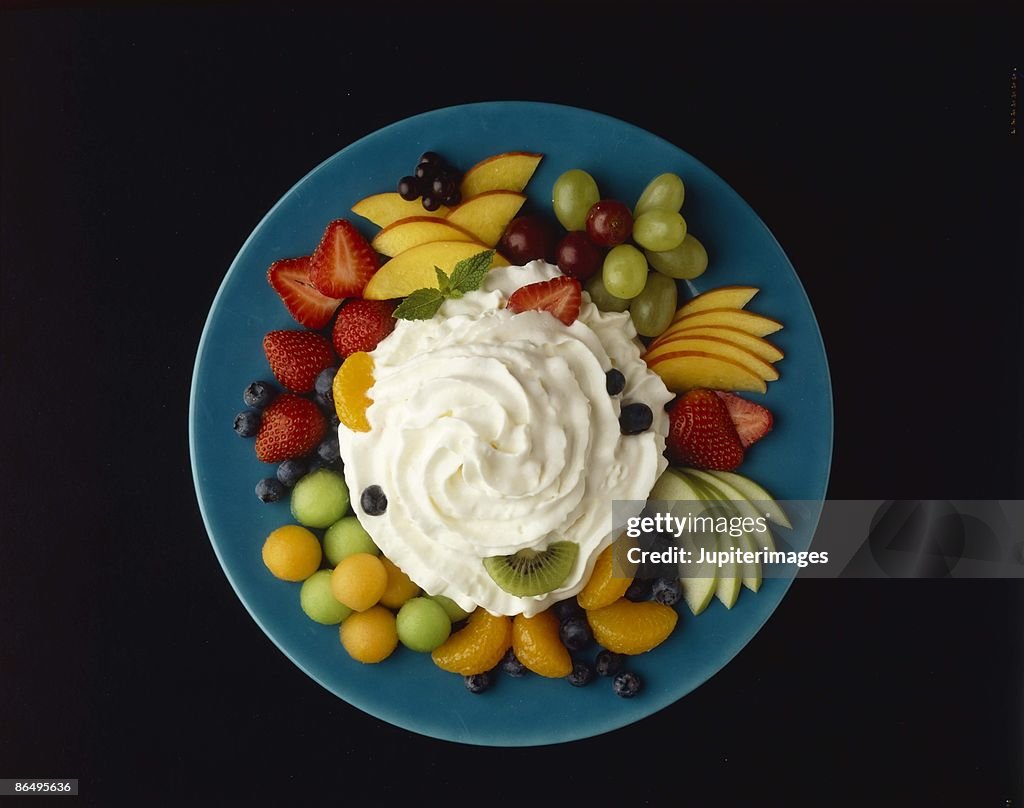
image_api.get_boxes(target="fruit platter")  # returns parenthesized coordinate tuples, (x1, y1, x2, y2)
(190, 102, 833, 745)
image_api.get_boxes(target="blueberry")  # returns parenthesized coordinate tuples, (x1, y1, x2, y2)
(612, 671, 642, 698)
(652, 577, 683, 607)
(619, 403, 653, 435)
(243, 380, 277, 410)
(595, 650, 624, 677)
(307, 455, 339, 473)
(605, 368, 626, 396)
(317, 434, 340, 463)
(553, 598, 585, 623)
(233, 410, 261, 437)
(276, 458, 308, 488)
(559, 615, 592, 652)
(567, 661, 595, 687)
(255, 478, 285, 503)
(464, 672, 491, 694)
(500, 649, 527, 678)
(328, 411, 341, 431)
(315, 366, 338, 401)
(625, 577, 653, 602)
(314, 392, 334, 415)
(361, 485, 388, 516)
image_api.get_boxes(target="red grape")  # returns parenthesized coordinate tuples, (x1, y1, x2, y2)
(499, 215, 558, 264)
(555, 231, 604, 281)
(585, 200, 633, 247)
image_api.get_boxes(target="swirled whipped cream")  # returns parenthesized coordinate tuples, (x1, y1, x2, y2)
(338, 261, 672, 616)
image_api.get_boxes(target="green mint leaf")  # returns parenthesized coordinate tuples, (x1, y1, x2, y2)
(434, 266, 451, 295)
(393, 288, 446, 320)
(448, 249, 495, 294)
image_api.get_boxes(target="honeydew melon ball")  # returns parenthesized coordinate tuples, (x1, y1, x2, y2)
(323, 516, 378, 566)
(429, 594, 472, 623)
(396, 597, 452, 652)
(291, 469, 349, 528)
(300, 570, 353, 625)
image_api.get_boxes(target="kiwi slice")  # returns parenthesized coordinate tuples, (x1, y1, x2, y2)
(483, 541, 579, 597)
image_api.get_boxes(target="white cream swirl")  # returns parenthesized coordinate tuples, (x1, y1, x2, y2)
(338, 261, 673, 616)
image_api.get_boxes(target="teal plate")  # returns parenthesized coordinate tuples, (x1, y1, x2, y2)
(189, 102, 833, 746)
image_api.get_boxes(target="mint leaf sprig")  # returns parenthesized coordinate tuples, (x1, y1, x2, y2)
(393, 250, 495, 320)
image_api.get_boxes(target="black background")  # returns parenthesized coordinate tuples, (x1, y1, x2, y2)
(2, 5, 1023, 806)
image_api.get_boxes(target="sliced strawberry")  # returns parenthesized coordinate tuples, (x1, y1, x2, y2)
(308, 219, 379, 299)
(267, 256, 342, 330)
(666, 389, 745, 471)
(506, 276, 582, 325)
(332, 299, 397, 358)
(255, 393, 326, 463)
(263, 330, 336, 393)
(714, 391, 773, 448)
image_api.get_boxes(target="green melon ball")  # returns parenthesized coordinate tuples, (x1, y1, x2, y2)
(429, 594, 472, 623)
(396, 597, 452, 653)
(291, 469, 349, 528)
(300, 570, 353, 625)
(323, 516, 379, 567)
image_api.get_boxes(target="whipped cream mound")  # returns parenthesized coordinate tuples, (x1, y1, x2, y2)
(338, 261, 673, 617)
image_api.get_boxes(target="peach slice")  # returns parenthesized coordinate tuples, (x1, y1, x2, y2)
(648, 325, 784, 364)
(647, 351, 768, 394)
(676, 285, 759, 317)
(351, 193, 450, 229)
(362, 241, 508, 300)
(668, 307, 784, 336)
(445, 191, 526, 247)
(371, 217, 477, 257)
(459, 152, 543, 199)
(644, 336, 779, 382)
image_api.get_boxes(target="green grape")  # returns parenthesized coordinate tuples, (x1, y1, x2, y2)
(602, 244, 648, 299)
(629, 272, 678, 338)
(634, 173, 685, 217)
(633, 210, 687, 252)
(552, 169, 600, 231)
(645, 234, 709, 280)
(585, 272, 631, 312)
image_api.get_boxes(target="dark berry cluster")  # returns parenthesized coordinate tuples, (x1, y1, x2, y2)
(397, 152, 462, 211)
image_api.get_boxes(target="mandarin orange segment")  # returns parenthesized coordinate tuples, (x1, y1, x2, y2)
(431, 608, 511, 675)
(511, 611, 572, 678)
(333, 351, 375, 432)
(586, 599, 678, 655)
(577, 545, 632, 610)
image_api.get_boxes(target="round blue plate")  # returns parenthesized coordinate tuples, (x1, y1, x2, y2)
(190, 101, 833, 746)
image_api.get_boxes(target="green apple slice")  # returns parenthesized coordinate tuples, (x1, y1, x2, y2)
(736, 530, 763, 592)
(649, 467, 705, 504)
(704, 469, 792, 529)
(678, 529, 718, 616)
(681, 468, 777, 552)
(713, 531, 742, 609)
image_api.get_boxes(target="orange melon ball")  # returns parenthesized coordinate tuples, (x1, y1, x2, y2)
(330, 552, 388, 611)
(378, 557, 421, 609)
(261, 525, 322, 582)
(340, 605, 398, 663)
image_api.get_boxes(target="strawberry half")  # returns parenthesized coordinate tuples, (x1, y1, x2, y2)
(714, 391, 773, 448)
(267, 256, 343, 330)
(332, 299, 397, 358)
(263, 330, 336, 393)
(308, 219, 379, 299)
(255, 393, 326, 463)
(666, 389, 745, 471)
(506, 276, 582, 325)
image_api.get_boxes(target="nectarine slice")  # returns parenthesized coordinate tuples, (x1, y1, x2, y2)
(459, 152, 543, 199)
(648, 351, 768, 394)
(649, 325, 784, 363)
(445, 191, 526, 248)
(371, 217, 477, 257)
(362, 241, 507, 300)
(677, 286, 759, 317)
(668, 307, 784, 336)
(644, 337, 779, 382)
(351, 193, 450, 229)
